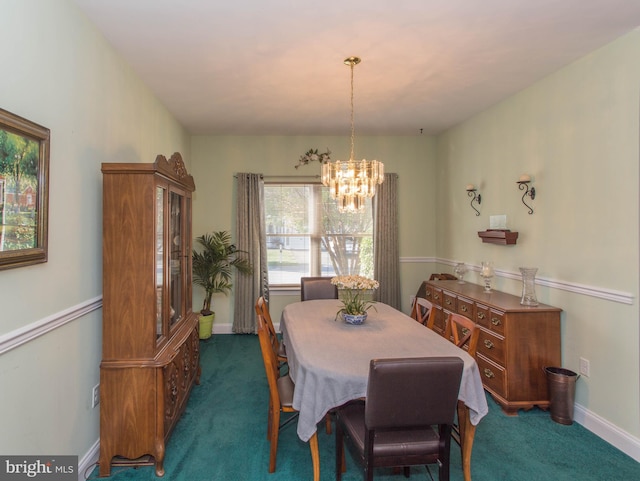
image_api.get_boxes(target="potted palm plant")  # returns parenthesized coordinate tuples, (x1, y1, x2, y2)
(192, 230, 252, 339)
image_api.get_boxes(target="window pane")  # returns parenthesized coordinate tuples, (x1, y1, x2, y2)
(265, 183, 373, 286)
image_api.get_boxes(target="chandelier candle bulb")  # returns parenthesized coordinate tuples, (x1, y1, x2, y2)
(466, 184, 475, 191)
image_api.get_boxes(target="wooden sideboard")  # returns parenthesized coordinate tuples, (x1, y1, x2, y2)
(416, 280, 562, 415)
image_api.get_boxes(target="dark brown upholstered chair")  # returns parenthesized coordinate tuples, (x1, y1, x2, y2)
(301, 276, 338, 301)
(255, 296, 287, 369)
(298, 278, 339, 434)
(335, 357, 464, 481)
(411, 297, 434, 329)
(257, 314, 298, 473)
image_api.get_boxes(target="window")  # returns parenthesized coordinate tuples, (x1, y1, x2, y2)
(264, 183, 373, 286)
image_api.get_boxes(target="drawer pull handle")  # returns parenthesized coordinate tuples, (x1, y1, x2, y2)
(491, 317, 502, 326)
(425, 292, 431, 298)
(477, 312, 486, 320)
(434, 294, 440, 300)
(484, 339, 494, 349)
(460, 305, 468, 312)
(461, 327, 470, 336)
(483, 368, 495, 379)
(445, 299, 452, 305)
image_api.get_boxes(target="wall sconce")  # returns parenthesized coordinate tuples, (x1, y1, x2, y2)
(517, 174, 535, 214)
(466, 184, 481, 216)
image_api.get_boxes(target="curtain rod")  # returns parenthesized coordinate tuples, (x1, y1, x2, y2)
(233, 174, 397, 180)
(233, 174, 321, 180)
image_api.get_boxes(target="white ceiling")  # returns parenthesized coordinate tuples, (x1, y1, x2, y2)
(73, 0, 640, 136)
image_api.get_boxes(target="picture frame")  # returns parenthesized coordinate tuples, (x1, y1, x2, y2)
(0, 108, 50, 270)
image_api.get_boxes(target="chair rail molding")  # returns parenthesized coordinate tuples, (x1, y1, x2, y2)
(0, 296, 102, 355)
(436, 258, 633, 305)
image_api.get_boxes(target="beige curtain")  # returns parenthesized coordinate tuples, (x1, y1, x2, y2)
(233, 173, 268, 333)
(373, 173, 400, 309)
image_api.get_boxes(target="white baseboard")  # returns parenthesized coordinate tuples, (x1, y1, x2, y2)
(574, 403, 640, 462)
(78, 439, 99, 481)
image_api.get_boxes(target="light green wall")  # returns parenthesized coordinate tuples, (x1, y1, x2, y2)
(1, 0, 638, 464)
(436, 30, 640, 437)
(0, 0, 189, 456)
(190, 135, 436, 322)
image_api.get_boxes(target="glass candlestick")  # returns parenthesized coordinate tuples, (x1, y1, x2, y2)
(454, 262, 468, 284)
(519, 267, 539, 306)
(480, 261, 494, 292)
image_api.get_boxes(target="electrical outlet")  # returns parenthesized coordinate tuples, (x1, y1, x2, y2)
(579, 357, 590, 377)
(92, 383, 100, 408)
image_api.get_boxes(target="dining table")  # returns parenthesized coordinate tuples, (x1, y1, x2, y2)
(280, 299, 489, 481)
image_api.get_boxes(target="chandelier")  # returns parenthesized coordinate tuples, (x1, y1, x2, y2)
(322, 56, 384, 213)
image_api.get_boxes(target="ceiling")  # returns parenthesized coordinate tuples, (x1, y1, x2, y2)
(73, 0, 640, 136)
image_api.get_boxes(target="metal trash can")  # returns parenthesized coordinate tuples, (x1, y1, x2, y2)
(545, 367, 579, 425)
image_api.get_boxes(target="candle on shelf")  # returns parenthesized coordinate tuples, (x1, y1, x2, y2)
(466, 184, 475, 191)
(518, 174, 531, 183)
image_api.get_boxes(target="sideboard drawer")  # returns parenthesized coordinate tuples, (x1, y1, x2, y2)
(424, 284, 434, 302)
(431, 307, 446, 336)
(477, 328, 506, 366)
(456, 296, 474, 318)
(477, 355, 506, 398)
(443, 292, 456, 311)
(431, 287, 443, 306)
(475, 304, 490, 329)
(488, 309, 505, 336)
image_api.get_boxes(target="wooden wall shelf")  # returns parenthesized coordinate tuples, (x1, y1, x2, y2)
(478, 229, 518, 245)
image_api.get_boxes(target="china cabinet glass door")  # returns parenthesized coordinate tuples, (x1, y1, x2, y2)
(155, 186, 165, 340)
(169, 189, 184, 328)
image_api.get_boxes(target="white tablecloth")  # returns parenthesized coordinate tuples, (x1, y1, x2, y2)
(281, 299, 489, 442)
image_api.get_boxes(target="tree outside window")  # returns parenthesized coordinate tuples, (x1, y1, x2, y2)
(264, 183, 373, 286)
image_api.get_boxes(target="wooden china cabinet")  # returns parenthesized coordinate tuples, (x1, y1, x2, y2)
(99, 153, 200, 477)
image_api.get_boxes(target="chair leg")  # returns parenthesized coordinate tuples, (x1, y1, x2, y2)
(365, 460, 374, 481)
(325, 412, 332, 434)
(336, 423, 343, 481)
(403, 466, 410, 477)
(267, 400, 273, 441)
(268, 409, 280, 473)
(310, 432, 320, 481)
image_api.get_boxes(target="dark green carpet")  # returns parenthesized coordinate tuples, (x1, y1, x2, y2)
(91, 334, 640, 480)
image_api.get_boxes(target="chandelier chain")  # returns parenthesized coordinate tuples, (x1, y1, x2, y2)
(349, 59, 355, 161)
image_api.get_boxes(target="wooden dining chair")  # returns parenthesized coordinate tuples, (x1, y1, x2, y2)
(444, 312, 480, 357)
(444, 312, 480, 450)
(429, 273, 458, 281)
(335, 357, 464, 481)
(255, 296, 287, 370)
(257, 314, 299, 473)
(300, 276, 338, 301)
(411, 297, 434, 329)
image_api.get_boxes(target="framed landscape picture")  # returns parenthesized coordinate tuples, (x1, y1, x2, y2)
(0, 108, 49, 270)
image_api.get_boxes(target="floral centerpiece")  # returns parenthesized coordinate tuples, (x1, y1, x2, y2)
(331, 275, 379, 324)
